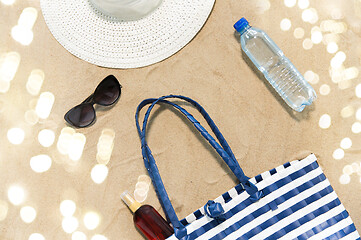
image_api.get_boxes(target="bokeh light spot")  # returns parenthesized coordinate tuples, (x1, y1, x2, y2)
(331, 51, 346, 69)
(319, 84, 330, 95)
(96, 129, 115, 165)
(352, 122, 361, 134)
(60, 200, 76, 217)
(339, 174, 351, 184)
(335, 51, 346, 62)
(333, 148, 345, 160)
(30, 155, 52, 173)
(36, 92, 55, 119)
(138, 175, 151, 185)
(26, 69, 44, 96)
(352, 162, 360, 173)
(343, 165, 354, 175)
(304, 70, 319, 84)
(254, 0, 271, 14)
(135, 182, 150, 192)
(327, 42, 338, 54)
(38, 129, 55, 147)
(134, 188, 148, 203)
(62, 216, 79, 234)
(0, 80, 10, 93)
(11, 25, 33, 46)
(340, 137, 352, 149)
(29, 233, 45, 240)
(83, 212, 100, 230)
(1, 0, 15, 5)
(284, 0, 296, 7)
(298, 0, 309, 9)
(343, 67, 359, 80)
(8, 185, 25, 205)
(18, 7, 38, 29)
(57, 127, 76, 155)
(91, 164, 108, 184)
(0, 52, 21, 83)
(341, 106, 354, 118)
(302, 8, 313, 22)
(280, 18, 292, 31)
(91, 235, 108, 240)
(72, 231, 87, 240)
(68, 133, 86, 161)
(319, 114, 331, 129)
(356, 108, 361, 120)
(302, 38, 313, 50)
(7, 127, 25, 145)
(293, 27, 304, 39)
(0, 200, 9, 221)
(20, 206, 37, 223)
(356, 84, 361, 98)
(311, 31, 322, 44)
(338, 79, 352, 90)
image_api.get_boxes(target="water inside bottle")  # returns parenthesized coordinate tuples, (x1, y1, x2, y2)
(267, 60, 315, 111)
(244, 32, 316, 111)
(245, 36, 279, 72)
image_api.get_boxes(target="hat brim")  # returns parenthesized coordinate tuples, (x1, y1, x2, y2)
(40, 0, 215, 69)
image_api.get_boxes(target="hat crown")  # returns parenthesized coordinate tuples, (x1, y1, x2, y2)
(89, 0, 163, 21)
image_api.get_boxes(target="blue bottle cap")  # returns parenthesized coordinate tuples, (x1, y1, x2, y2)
(234, 18, 249, 33)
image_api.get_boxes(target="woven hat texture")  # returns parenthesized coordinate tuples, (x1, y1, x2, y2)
(40, 0, 215, 68)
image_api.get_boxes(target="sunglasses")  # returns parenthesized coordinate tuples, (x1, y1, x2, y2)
(64, 75, 122, 128)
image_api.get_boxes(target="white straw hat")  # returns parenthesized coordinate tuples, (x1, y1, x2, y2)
(40, 0, 215, 69)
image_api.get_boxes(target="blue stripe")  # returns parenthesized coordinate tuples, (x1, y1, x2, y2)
(294, 210, 349, 240)
(180, 218, 188, 226)
(223, 192, 232, 203)
(264, 198, 342, 239)
(323, 223, 357, 240)
(284, 162, 291, 168)
(191, 171, 326, 240)
(235, 184, 245, 194)
(194, 210, 203, 219)
(255, 174, 263, 183)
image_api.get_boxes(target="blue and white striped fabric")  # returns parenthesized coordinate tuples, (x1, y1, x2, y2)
(171, 154, 360, 240)
(136, 95, 360, 240)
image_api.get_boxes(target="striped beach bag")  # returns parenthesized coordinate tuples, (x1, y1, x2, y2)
(136, 95, 360, 240)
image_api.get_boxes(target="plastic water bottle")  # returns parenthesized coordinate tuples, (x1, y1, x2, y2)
(234, 18, 316, 112)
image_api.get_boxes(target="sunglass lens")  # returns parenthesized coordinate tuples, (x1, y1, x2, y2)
(64, 103, 96, 128)
(93, 75, 121, 106)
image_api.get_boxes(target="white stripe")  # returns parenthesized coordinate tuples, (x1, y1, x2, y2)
(166, 234, 177, 240)
(185, 213, 196, 223)
(276, 164, 286, 173)
(307, 215, 354, 240)
(340, 230, 361, 240)
(228, 188, 238, 199)
(278, 202, 346, 240)
(219, 173, 331, 240)
(261, 170, 271, 181)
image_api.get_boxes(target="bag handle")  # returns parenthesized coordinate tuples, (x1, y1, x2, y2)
(135, 95, 259, 238)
